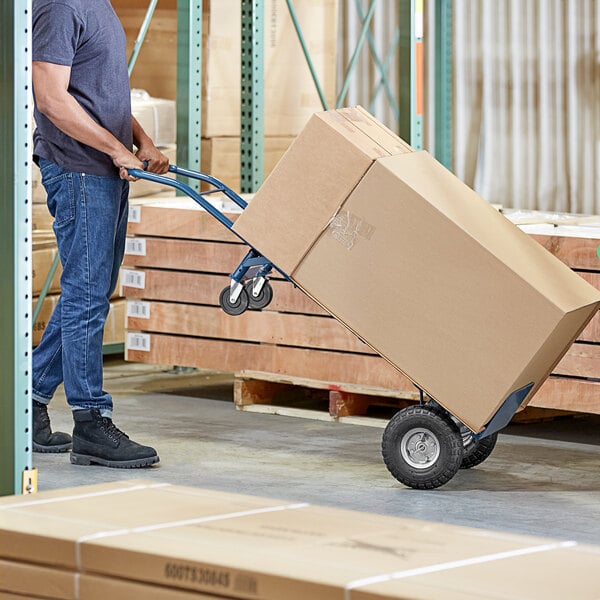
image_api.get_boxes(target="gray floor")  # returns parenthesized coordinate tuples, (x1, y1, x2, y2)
(34, 359, 600, 546)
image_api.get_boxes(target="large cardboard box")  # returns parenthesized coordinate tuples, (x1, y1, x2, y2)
(202, 0, 338, 137)
(0, 481, 599, 600)
(233, 107, 600, 433)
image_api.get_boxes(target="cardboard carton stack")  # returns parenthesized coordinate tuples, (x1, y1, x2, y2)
(1, 479, 599, 600)
(113, 0, 338, 190)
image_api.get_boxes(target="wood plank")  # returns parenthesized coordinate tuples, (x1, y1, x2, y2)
(235, 370, 417, 399)
(553, 342, 600, 378)
(126, 301, 375, 354)
(122, 238, 247, 273)
(127, 200, 241, 242)
(576, 272, 600, 342)
(121, 269, 327, 315)
(530, 377, 600, 414)
(125, 333, 413, 390)
(531, 234, 600, 270)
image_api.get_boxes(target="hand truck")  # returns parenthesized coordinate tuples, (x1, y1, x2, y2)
(128, 164, 507, 490)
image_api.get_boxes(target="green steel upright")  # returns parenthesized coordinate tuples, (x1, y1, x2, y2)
(434, 0, 453, 169)
(240, 0, 265, 193)
(0, 0, 33, 496)
(177, 0, 202, 191)
(398, 0, 423, 148)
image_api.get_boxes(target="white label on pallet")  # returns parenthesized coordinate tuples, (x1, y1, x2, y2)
(121, 269, 146, 289)
(127, 332, 151, 352)
(125, 237, 146, 256)
(127, 300, 150, 319)
(128, 205, 141, 223)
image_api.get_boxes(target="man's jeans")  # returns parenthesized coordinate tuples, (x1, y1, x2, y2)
(32, 158, 129, 415)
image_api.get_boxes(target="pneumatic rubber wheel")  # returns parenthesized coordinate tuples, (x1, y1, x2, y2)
(245, 279, 273, 310)
(382, 405, 463, 490)
(219, 286, 249, 316)
(460, 432, 498, 469)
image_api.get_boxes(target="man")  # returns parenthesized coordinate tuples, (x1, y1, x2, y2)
(31, 0, 169, 467)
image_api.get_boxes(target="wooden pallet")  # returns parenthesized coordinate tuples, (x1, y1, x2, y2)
(233, 371, 577, 427)
(233, 370, 417, 427)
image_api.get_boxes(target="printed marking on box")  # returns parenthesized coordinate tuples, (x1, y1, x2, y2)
(125, 238, 147, 256)
(127, 332, 151, 352)
(128, 205, 141, 223)
(127, 300, 151, 319)
(121, 269, 146, 289)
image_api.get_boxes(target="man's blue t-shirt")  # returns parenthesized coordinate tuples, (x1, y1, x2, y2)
(32, 0, 133, 177)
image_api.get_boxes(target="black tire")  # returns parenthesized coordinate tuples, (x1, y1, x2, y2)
(245, 279, 273, 310)
(219, 286, 249, 316)
(460, 432, 498, 469)
(381, 405, 463, 490)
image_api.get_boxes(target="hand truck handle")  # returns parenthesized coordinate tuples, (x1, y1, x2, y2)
(127, 164, 249, 230)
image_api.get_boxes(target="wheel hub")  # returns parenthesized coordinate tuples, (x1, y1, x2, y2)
(400, 427, 440, 469)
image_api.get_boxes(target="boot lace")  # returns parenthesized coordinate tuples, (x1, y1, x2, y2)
(99, 417, 129, 444)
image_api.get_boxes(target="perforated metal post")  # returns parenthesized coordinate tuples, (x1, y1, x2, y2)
(434, 0, 453, 169)
(177, 0, 202, 192)
(0, 0, 33, 496)
(398, 0, 423, 148)
(240, 0, 264, 193)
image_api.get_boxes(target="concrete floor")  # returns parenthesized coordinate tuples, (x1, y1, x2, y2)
(34, 358, 600, 546)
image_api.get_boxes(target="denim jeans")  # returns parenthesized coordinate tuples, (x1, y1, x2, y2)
(32, 158, 129, 415)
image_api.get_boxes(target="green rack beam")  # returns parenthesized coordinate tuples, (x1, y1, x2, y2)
(1, 0, 33, 496)
(240, 0, 265, 193)
(434, 0, 453, 169)
(398, 0, 423, 148)
(177, 0, 202, 191)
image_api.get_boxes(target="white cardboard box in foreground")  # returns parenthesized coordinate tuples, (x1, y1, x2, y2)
(0, 480, 599, 600)
(232, 106, 600, 433)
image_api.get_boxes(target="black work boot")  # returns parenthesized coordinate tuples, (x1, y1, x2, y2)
(33, 400, 72, 453)
(70, 409, 159, 468)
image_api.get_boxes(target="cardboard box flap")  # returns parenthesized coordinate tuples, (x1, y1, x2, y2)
(376, 152, 600, 312)
(337, 106, 413, 155)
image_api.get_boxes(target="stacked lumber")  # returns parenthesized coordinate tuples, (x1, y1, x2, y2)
(505, 214, 600, 415)
(124, 201, 600, 418)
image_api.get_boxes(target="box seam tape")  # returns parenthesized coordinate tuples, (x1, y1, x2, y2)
(343, 540, 578, 599)
(74, 502, 309, 571)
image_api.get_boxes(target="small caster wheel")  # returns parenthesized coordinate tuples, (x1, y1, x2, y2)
(382, 405, 463, 490)
(219, 286, 249, 316)
(245, 279, 273, 310)
(460, 431, 498, 469)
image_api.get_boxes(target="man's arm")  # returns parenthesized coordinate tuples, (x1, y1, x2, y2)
(132, 116, 170, 174)
(33, 60, 143, 180)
